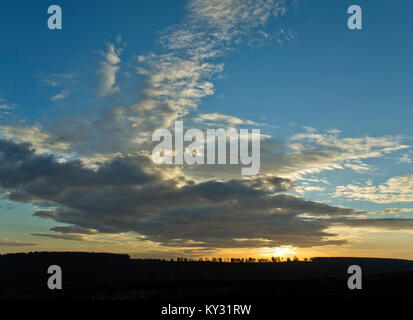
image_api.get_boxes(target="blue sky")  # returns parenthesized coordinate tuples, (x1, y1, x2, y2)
(0, 0, 412, 259)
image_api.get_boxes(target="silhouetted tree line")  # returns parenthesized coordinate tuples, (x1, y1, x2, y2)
(5, 252, 409, 266)
(163, 256, 309, 263)
(0, 252, 320, 264)
(0, 252, 130, 265)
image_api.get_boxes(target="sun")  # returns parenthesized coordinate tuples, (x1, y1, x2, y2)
(258, 245, 298, 258)
(274, 246, 297, 257)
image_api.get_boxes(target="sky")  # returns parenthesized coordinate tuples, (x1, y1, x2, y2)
(0, 0, 412, 260)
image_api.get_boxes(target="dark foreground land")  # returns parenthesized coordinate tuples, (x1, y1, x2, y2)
(1, 252, 413, 300)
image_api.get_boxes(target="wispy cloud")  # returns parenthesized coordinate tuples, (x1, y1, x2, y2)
(0, 104, 14, 111)
(335, 175, 413, 204)
(0, 0, 293, 160)
(0, 97, 15, 116)
(189, 129, 410, 180)
(398, 154, 411, 163)
(372, 208, 413, 215)
(282, 129, 409, 177)
(50, 90, 69, 102)
(192, 112, 261, 127)
(39, 72, 78, 102)
(0, 239, 37, 247)
(126, 0, 291, 142)
(98, 43, 122, 97)
(30, 232, 120, 244)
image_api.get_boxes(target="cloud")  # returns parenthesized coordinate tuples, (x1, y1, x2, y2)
(30, 232, 119, 244)
(372, 208, 413, 215)
(185, 129, 409, 180)
(343, 161, 370, 172)
(192, 112, 261, 127)
(0, 0, 294, 161)
(289, 130, 408, 161)
(51, 90, 69, 102)
(2, 0, 411, 254)
(0, 125, 70, 155)
(98, 43, 122, 97)
(30, 233, 93, 242)
(0, 97, 16, 117)
(187, 0, 287, 40)
(125, 0, 291, 143)
(0, 239, 37, 247)
(335, 218, 413, 231)
(335, 175, 413, 204)
(40, 72, 77, 88)
(0, 132, 410, 250)
(398, 154, 411, 163)
(49, 226, 98, 234)
(272, 130, 408, 177)
(38, 72, 77, 102)
(0, 139, 367, 249)
(0, 104, 15, 111)
(295, 184, 325, 194)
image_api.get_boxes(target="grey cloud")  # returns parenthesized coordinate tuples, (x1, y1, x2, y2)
(50, 226, 98, 234)
(0, 239, 38, 247)
(1, 139, 364, 249)
(335, 218, 413, 230)
(30, 233, 92, 242)
(30, 232, 119, 245)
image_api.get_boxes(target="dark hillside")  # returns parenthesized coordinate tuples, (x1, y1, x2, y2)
(1, 252, 413, 300)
